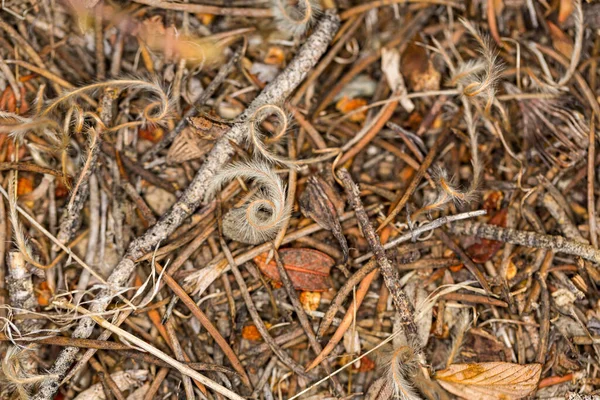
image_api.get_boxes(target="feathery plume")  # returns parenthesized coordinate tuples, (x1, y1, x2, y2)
(271, 0, 320, 36)
(206, 160, 291, 244)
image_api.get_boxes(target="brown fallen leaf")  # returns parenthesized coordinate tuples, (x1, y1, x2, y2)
(435, 362, 542, 400)
(466, 208, 507, 263)
(401, 43, 441, 92)
(558, 0, 575, 24)
(548, 20, 574, 58)
(253, 248, 334, 291)
(299, 175, 349, 262)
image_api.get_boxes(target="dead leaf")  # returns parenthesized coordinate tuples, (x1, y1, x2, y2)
(461, 328, 511, 363)
(184, 259, 228, 296)
(343, 330, 361, 368)
(558, 0, 575, 24)
(138, 126, 164, 143)
(264, 47, 285, 66)
(435, 362, 541, 400)
(36, 281, 53, 307)
(352, 355, 375, 372)
(17, 175, 34, 197)
(381, 48, 414, 112)
(466, 208, 507, 263)
(242, 323, 271, 341)
(547, 21, 574, 58)
(401, 43, 441, 92)
(0, 85, 28, 114)
(299, 175, 348, 262)
(253, 248, 334, 291)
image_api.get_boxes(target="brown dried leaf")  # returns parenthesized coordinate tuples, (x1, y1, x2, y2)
(435, 362, 542, 400)
(558, 0, 575, 24)
(253, 248, 334, 291)
(401, 43, 441, 92)
(466, 208, 507, 263)
(299, 175, 349, 262)
(548, 20, 574, 58)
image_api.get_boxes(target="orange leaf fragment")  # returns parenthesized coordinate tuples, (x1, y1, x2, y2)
(435, 362, 542, 400)
(36, 281, 53, 307)
(55, 181, 70, 199)
(547, 21, 574, 58)
(17, 175, 34, 196)
(335, 96, 367, 123)
(558, 0, 575, 24)
(138, 126, 164, 143)
(352, 355, 376, 372)
(242, 323, 271, 341)
(196, 13, 215, 25)
(253, 248, 334, 292)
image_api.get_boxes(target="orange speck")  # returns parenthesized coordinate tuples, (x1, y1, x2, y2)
(299, 291, 321, 312)
(139, 126, 164, 143)
(17, 175, 34, 196)
(449, 263, 464, 273)
(336, 96, 367, 123)
(264, 47, 285, 66)
(242, 323, 271, 341)
(36, 281, 53, 307)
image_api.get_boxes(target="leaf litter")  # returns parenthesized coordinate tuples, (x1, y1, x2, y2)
(0, 0, 599, 399)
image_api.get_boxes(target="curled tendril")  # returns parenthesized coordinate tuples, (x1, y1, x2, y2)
(272, 0, 319, 36)
(246, 104, 340, 167)
(1, 346, 59, 400)
(248, 104, 293, 166)
(38, 79, 170, 123)
(206, 160, 291, 245)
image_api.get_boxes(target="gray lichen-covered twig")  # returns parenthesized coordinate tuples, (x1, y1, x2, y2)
(337, 168, 420, 345)
(449, 221, 600, 264)
(5, 251, 45, 390)
(34, 11, 340, 400)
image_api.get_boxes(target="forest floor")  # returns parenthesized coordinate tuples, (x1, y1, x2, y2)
(0, 0, 599, 399)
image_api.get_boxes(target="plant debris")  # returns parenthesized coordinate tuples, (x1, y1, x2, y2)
(0, 0, 599, 399)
